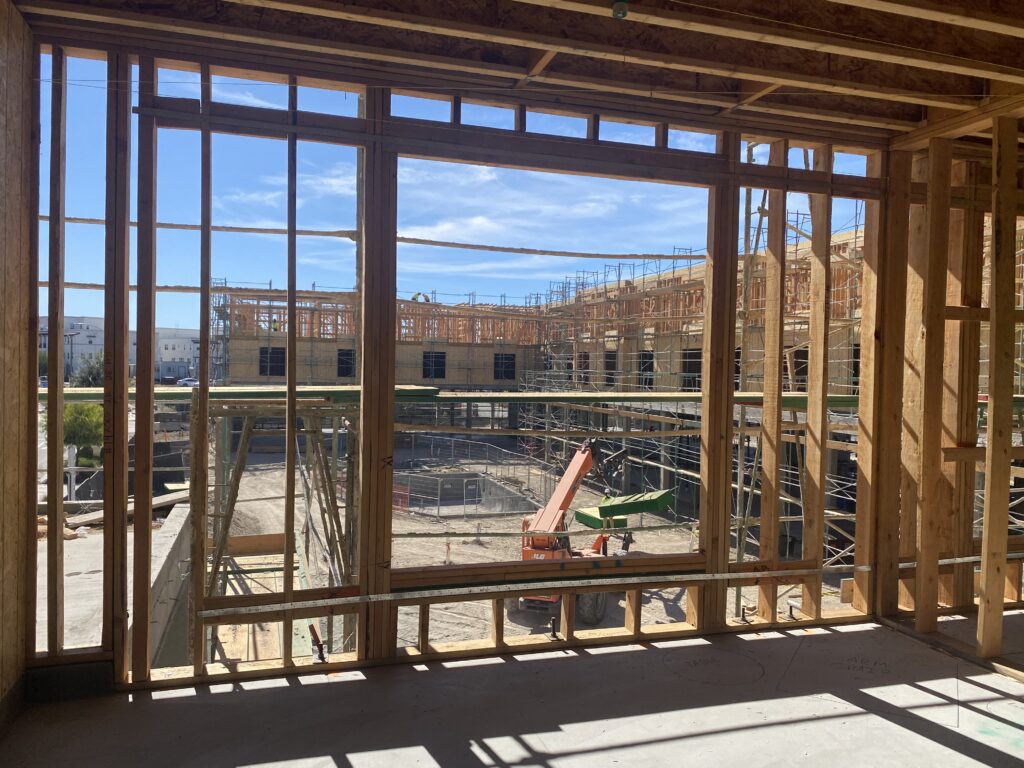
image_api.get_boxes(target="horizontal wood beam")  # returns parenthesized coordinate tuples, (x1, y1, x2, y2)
(942, 445, 1024, 463)
(892, 94, 1024, 150)
(28, 24, 905, 146)
(133, 95, 886, 197)
(391, 552, 707, 590)
(944, 306, 1024, 323)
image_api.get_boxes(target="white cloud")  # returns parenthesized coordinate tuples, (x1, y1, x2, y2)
(213, 190, 283, 210)
(402, 215, 506, 242)
(210, 86, 281, 110)
(398, 161, 498, 187)
(298, 163, 357, 199)
(399, 252, 573, 281)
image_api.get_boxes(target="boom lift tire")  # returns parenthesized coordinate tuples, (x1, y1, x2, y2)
(576, 592, 608, 625)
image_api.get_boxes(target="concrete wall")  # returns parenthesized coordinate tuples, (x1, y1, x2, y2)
(0, 0, 34, 730)
(146, 505, 192, 668)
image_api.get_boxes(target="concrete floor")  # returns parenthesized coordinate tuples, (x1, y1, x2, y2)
(937, 611, 1024, 668)
(2, 621, 1023, 767)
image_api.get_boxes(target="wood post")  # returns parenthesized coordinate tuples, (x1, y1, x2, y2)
(697, 130, 739, 631)
(855, 150, 911, 617)
(901, 138, 952, 632)
(132, 56, 157, 681)
(283, 75, 298, 665)
(103, 51, 132, 684)
(939, 160, 983, 610)
(757, 139, 786, 623)
(802, 145, 832, 620)
(24, 40, 40, 661)
(356, 87, 398, 660)
(45, 46, 66, 655)
(191, 64, 213, 676)
(977, 116, 1017, 658)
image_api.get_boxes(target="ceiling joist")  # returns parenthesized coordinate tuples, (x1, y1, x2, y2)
(824, 0, 1024, 40)
(520, 0, 1024, 86)
(19, 0, 922, 135)
(219, 0, 976, 111)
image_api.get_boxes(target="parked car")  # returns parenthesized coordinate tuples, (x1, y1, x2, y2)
(177, 377, 200, 387)
(39, 376, 47, 387)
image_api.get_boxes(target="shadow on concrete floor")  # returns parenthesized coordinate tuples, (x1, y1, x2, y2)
(2, 622, 1023, 767)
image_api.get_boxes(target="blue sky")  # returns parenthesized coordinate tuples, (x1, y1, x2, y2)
(41, 55, 868, 330)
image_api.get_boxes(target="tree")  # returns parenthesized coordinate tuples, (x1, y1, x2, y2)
(38, 349, 47, 377)
(71, 352, 104, 387)
(63, 403, 104, 455)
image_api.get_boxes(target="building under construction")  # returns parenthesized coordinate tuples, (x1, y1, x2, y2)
(2, 2, 1024, 766)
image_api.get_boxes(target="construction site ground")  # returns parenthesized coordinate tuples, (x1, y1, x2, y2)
(219, 454, 847, 653)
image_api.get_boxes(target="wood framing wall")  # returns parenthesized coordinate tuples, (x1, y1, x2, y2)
(0, 0, 34, 726)
(6, 1, 1024, 691)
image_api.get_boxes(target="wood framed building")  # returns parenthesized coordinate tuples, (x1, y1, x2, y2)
(1, 1, 1024, 760)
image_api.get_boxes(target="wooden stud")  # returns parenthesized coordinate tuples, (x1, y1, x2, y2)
(45, 45, 66, 656)
(855, 149, 911, 617)
(356, 87, 398, 660)
(2, 6, 32, 693)
(624, 588, 642, 638)
(417, 603, 429, 653)
(24, 39, 41, 662)
(191, 63, 213, 676)
(697, 130, 740, 631)
(901, 138, 952, 633)
(0, 0, 11, 695)
(491, 599, 505, 647)
(283, 75, 298, 665)
(940, 160, 983, 609)
(802, 144, 833, 620)
(757, 139, 786, 623)
(977, 116, 1017, 658)
(559, 592, 575, 641)
(132, 55, 157, 682)
(655, 123, 669, 149)
(103, 51, 132, 683)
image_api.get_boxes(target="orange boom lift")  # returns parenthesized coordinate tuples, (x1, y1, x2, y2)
(517, 440, 673, 624)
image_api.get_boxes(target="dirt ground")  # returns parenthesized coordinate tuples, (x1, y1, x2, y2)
(218, 455, 845, 648)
